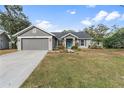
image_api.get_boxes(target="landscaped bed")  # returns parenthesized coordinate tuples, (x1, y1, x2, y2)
(0, 49, 17, 55)
(21, 49, 124, 88)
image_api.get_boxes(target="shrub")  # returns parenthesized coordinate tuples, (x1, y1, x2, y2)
(71, 45, 78, 49)
(71, 43, 78, 49)
(89, 43, 102, 49)
(103, 28, 124, 48)
(58, 45, 65, 50)
(89, 43, 97, 49)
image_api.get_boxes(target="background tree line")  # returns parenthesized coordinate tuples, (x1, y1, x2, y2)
(84, 24, 124, 49)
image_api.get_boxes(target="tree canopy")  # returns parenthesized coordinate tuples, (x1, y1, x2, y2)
(0, 5, 31, 36)
(103, 28, 124, 48)
(0, 5, 31, 48)
(84, 24, 109, 43)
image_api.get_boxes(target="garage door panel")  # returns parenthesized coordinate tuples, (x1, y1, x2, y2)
(22, 38, 48, 50)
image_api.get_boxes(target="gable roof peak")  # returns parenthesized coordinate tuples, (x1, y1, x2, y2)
(13, 25, 55, 37)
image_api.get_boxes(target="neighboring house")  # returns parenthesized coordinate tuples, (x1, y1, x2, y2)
(0, 31, 10, 49)
(13, 25, 92, 51)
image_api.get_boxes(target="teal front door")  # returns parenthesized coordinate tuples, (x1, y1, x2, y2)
(66, 39, 73, 49)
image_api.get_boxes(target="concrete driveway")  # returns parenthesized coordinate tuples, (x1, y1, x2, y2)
(0, 50, 48, 88)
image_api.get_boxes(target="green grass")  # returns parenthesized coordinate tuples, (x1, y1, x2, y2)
(21, 49, 124, 88)
(0, 49, 17, 55)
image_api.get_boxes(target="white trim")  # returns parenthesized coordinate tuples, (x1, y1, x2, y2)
(13, 25, 33, 37)
(17, 36, 53, 51)
(78, 39, 92, 48)
(17, 38, 21, 50)
(61, 33, 79, 39)
(13, 25, 55, 37)
(0, 32, 10, 40)
(49, 37, 52, 51)
(57, 39, 59, 47)
(80, 39, 85, 47)
(18, 36, 52, 39)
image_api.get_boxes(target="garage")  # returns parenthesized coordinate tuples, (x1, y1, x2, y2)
(13, 25, 56, 51)
(21, 38, 48, 50)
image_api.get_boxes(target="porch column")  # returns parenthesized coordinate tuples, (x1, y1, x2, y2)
(63, 38, 66, 48)
(73, 38, 75, 46)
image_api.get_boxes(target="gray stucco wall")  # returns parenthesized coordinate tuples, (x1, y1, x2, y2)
(52, 37, 58, 49)
(19, 27, 51, 36)
(78, 39, 91, 48)
(17, 26, 54, 50)
(0, 34, 9, 49)
(58, 38, 91, 48)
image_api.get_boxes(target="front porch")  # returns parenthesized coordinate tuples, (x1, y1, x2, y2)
(63, 38, 76, 49)
(61, 33, 78, 49)
(56, 32, 91, 49)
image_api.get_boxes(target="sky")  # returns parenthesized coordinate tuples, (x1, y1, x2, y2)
(0, 5, 124, 32)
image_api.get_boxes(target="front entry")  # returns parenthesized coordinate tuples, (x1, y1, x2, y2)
(66, 39, 73, 49)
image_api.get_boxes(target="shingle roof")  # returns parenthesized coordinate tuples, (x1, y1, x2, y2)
(51, 31, 92, 39)
(0, 30, 5, 35)
(0, 30, 10, 40)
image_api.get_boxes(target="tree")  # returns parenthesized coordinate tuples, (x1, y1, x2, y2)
(84, 24, 109, 44)
(105, 25, 118, 38)
(103, 28, 124, 48)
(0, 5, 31, 48)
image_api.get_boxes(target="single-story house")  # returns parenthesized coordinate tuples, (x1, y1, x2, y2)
(0, 31, 10, 49)
(13, 25, 93, 51)
(52, 31, 92, 49)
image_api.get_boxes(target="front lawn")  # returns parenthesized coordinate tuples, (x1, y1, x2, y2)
(21, 49, 124, 88)
(0, 49, 17, 55)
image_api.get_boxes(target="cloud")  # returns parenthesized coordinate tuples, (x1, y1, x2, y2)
(80, 10, 123, 27)
(80, 10, 108, 26)
(92, 10, 121, 22)
(120, 14, 124, 20)
(54, 29, 63, 32)
(81, 18, 92, 26)
(86, 5, 96, 8)
(35, 20, 41, 23)
(105, 11, 121, 21)
(93, 10, 108, 22)
(35, 20, 53, 30)
(66, 10, 76, 15)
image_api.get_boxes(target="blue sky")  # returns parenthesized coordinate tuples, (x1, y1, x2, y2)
(0, 5, 124, 32)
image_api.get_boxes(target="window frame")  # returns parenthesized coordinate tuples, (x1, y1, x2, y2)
(81, 39, 85, 46)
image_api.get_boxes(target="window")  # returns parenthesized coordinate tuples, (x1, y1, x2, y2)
(81, 40, 84, 46)
(97, 42, 99, 45)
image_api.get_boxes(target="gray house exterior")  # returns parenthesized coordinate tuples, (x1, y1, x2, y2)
(0, 31, 10, 49)
(14, 25, 57, 51)
(52, 31, 92, 49)
(14, 25, 92, 51)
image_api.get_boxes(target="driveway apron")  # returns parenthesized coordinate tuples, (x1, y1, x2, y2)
(0, 50, 47, 88)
